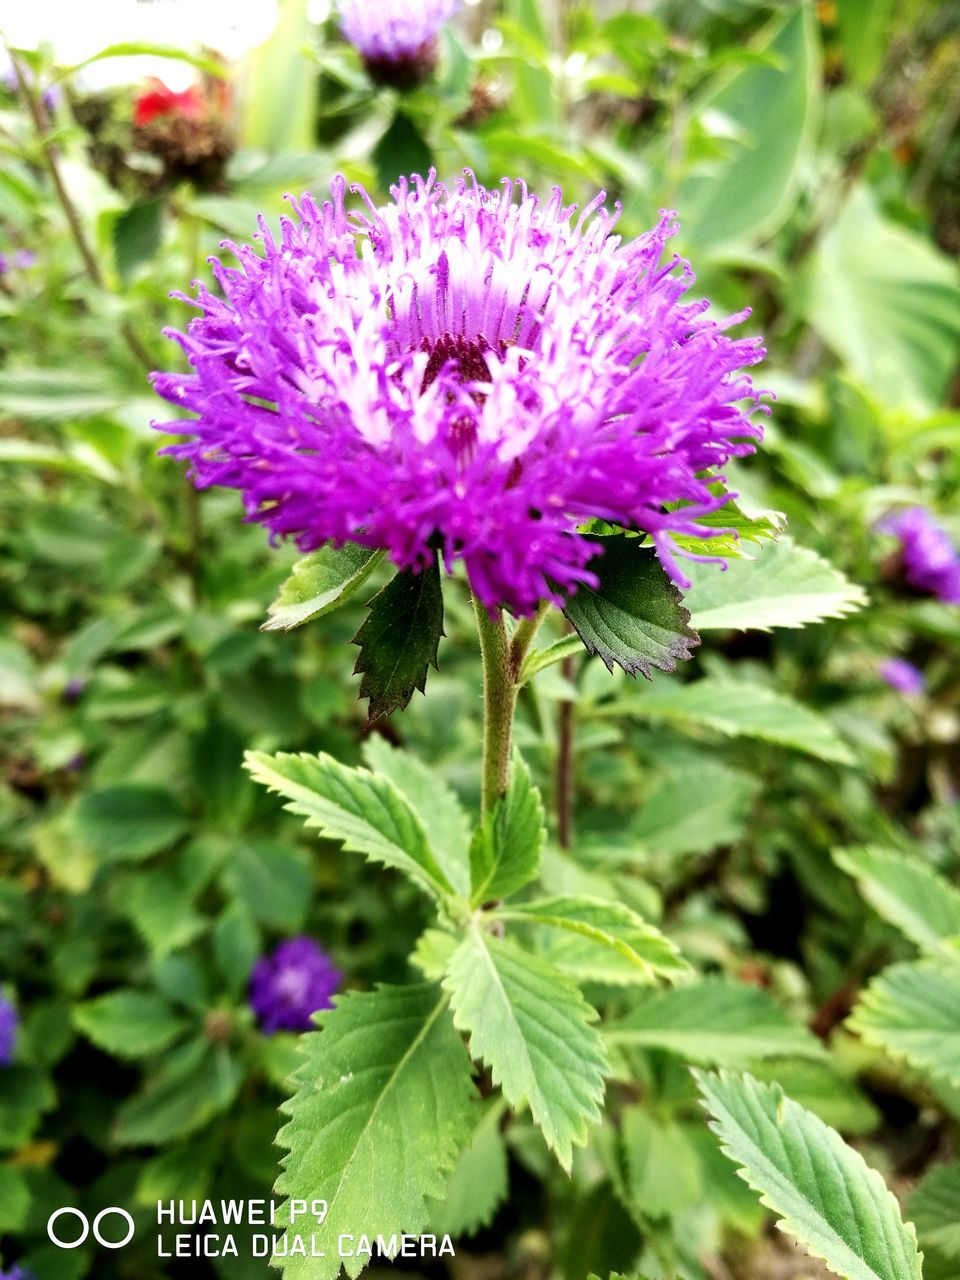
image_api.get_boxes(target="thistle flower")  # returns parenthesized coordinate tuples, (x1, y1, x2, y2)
(879, 507, 960, 606)
(338, 0, 459, 87)
(250, 937, 342, 1033)
(153, 172, 767, 615)
(0, 995, 17, 1066)
(879, 657, 925, 696)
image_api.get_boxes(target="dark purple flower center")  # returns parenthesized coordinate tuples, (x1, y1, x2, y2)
(420, 332, 504, 462)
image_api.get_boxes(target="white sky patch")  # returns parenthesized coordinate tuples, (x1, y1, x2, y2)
(1, 0, 280, 88)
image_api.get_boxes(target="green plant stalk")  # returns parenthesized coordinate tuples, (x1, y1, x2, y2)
(7, 47, 153, 370)
(473, 597, 548, 819)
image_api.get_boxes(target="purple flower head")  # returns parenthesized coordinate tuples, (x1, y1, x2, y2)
(879, 657, 925, 696)
(152, 173, 767, 615)
(250, 936, 341, 1033)
(338, 0, 459, 86)
(879, 507, 960, 605)
(0, 995, 18, 1066)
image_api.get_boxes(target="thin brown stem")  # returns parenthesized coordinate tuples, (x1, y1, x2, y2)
(8, 48, 153, 370)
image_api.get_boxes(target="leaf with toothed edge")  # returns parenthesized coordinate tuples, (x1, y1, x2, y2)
(442, 927, 608, 1171)
(469, 754, 545, 907)
(262, 541, 384, 632)
(561, 536, 699, 678)
(353, 561, 444, 720)
(243, 750, 455, 901)
(847, 959, 960, 1089)
(696, 1069, 923, 1280)
(275, 983, 477, 1280)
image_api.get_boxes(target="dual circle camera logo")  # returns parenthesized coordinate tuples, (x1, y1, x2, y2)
(47, 1207, 135, 1250)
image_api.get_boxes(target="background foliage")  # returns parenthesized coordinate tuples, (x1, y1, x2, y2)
(1, 1, 959, 1278)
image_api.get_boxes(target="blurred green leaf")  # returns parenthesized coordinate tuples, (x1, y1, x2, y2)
(239, 0, 315, 153)
(683, 537, 867, 631)
(834, 845, 960, 954)
(72, 785, 189, 862)
(596, 676, 855, 765)
(74, 991, 189, 1058)
(607, 978, 824, 1064)
(906, 1160, 960, 1260)
(849, 960, 960, 1090)
(673, 5, 820, 251)
(805, 186, 960, 410)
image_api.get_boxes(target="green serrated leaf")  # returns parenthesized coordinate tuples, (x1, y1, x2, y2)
(276, 984, 475, 1280)
(834, 846, 960, 954)
(906, 1160, 960, 1259)
(595, 676, 855, 765)
(427, 1101, 509, 1238)
(683, 537, 867, 631)
(806, 184, 960, 411)
(74, 991, 190, 1058)
(244, 750, 455, 901)
(262, 543, 384, 632)
(606, 977, 824, 1065)
(362, 738, 471, 897)
(495, 894, 689, 985)
(443, 928, 607, 1171)
(562, 537, 699, 677)
(469, 755, 545, 906)
(353, 562, 444, 720)
(696, 1069, 923, 1280)
(671, 490, 786, 560)
(849, 959, 960, 1089)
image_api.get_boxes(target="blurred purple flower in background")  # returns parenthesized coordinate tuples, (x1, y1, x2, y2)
(879, 507, 960, 605)
(154, 173, 767, 615)
(0, 995, 18, 1066)
(0, 1265, 36, 1280)
(0, 250, 36, 277)
(250, 937, 341, 1033)
(879, 658, 925, 696)
(338, 0, 459, 86)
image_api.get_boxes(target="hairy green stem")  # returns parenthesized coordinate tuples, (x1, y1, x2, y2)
(473, 598, 548, 819)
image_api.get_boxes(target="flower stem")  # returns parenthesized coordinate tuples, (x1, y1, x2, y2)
(473, 597, 549, 820)
(8, 48, 153, 371)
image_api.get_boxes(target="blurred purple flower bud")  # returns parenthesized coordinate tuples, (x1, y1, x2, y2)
(0, 995, 18, 1066)
(879, 658, 925, 696)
